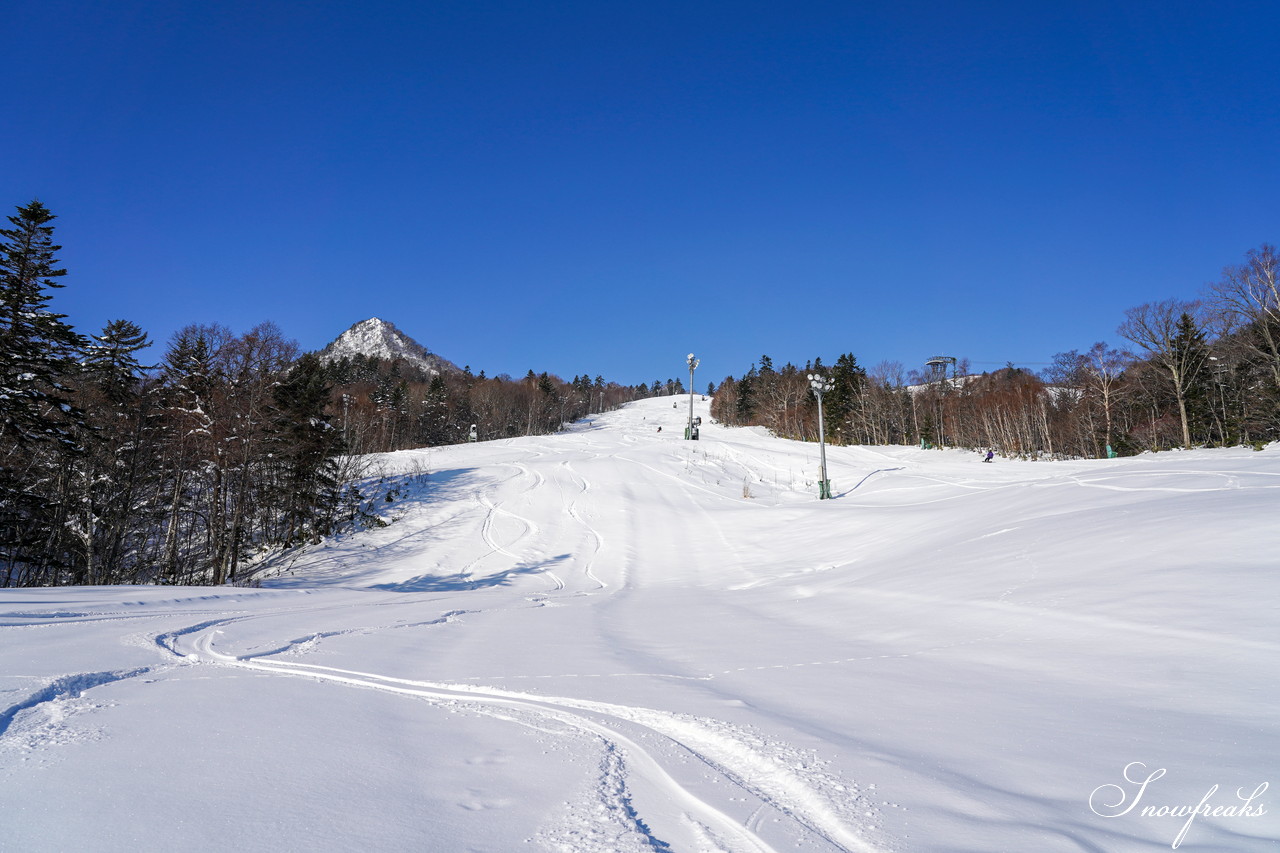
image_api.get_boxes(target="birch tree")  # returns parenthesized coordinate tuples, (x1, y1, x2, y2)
(1208, 244, 1280, 388)
(1118, 300, 1209, 447)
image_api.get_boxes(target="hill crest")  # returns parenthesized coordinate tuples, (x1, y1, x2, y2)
(319, 318, 458, 375)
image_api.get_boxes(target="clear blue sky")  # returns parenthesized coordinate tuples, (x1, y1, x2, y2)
(5, 1, 1277, 386)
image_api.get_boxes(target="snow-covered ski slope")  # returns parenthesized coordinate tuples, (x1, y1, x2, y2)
(3, 396, 1278, 852)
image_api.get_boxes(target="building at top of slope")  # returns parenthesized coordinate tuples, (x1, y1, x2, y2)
(318, 318, 460, 376)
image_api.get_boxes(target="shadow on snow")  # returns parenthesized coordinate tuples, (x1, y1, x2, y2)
(372, 552, 573, 592)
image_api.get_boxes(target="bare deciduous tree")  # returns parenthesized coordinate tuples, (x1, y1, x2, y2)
(1117, 300, 1208, 447)
(1085, 342, 1129, 454)
(1207, 244, 1280, 387)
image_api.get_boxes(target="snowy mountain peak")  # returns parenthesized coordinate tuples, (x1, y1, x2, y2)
(319, 318, 458, 375)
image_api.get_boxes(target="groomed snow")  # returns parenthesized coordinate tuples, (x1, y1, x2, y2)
(2, 396, 1277, 852)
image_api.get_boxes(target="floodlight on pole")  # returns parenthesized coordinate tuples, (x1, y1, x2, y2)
(686, 353, 700, 440)
(808, 373, 833, 499)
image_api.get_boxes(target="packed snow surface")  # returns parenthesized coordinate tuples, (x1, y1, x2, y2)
(3, 396, 1277, 852)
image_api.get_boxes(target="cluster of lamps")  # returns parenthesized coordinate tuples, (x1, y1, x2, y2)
(686, 353, 701, 440)
(808, 373, 833, 499)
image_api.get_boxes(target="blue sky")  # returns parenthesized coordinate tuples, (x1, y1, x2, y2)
(6, 1, 1278, 386)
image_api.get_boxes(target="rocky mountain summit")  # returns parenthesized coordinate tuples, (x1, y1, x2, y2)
(318, 318, 458, 375)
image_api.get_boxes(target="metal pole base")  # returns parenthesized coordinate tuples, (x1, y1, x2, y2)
(819, 479, 832, 500)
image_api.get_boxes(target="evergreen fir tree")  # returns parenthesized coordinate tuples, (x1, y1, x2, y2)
(0, 200, 86, 448)
(84, 319, 152, 404)
(163, 327, 217, 402)
(421, 373, 450, 445)
(67, 319, 159, 584)
(820, 353, 866, 444)
(270, 353, 344, 544)
(0, 201, 88, 585)
(735, 366, 757, 423)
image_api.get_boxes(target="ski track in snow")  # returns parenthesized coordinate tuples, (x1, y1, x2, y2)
(481, 478, 566, 592)
(0, 668, 152, 739)
(1066, 469, 1280, 492)
(223, 609, 472, 658)
(561, 459, 608, 591)
(169, 622, 885, 853)
(456, 488, 544, 588)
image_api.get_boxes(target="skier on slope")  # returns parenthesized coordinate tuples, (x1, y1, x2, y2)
(984, 449, 994, 463)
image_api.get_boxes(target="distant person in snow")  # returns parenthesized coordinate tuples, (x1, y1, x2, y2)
(657, 426, 662, 432)
(984, 450, 994, 463)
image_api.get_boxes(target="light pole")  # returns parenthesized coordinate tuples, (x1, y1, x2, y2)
(686, 353, 700, 440)
(1209, 356, 1230, 444)
(808, 372, 832, 499)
